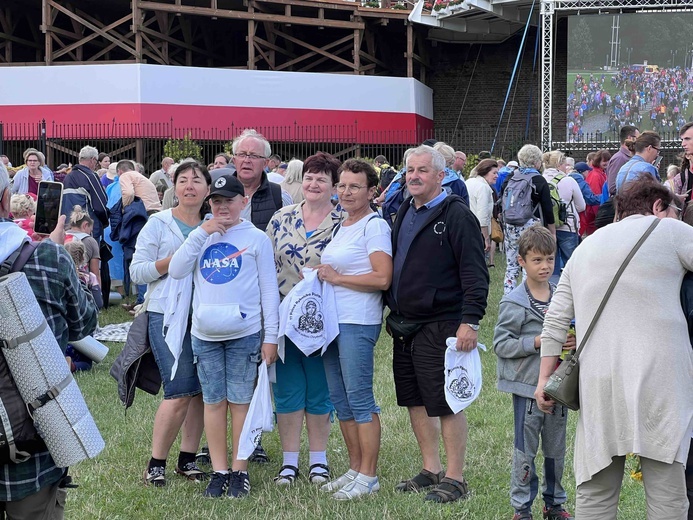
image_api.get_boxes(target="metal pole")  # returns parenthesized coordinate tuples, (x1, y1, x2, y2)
(540, 0, 554, 150)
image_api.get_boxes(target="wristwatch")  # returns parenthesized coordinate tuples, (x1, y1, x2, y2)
(462, 323, 480, 331)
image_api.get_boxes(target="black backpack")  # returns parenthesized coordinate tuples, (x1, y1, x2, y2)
(0, 240, 48, 464)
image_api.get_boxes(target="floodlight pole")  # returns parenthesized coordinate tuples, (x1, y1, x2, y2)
(540, 0, 554, 150)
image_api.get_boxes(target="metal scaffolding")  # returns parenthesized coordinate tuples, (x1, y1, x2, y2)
(540, 0, 693, 149)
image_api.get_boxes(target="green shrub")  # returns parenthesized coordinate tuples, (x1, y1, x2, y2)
(163, 134, 203, 163)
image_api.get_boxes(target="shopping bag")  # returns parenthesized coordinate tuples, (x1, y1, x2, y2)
(443, 337, 486, 413)
(237, 362, 273, 460)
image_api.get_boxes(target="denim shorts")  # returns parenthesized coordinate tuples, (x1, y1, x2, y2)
(191, 332, 262, 405)
(148, 312, 201, 399)
(273, 338, 332, 415)
(322, 323, 381, 424)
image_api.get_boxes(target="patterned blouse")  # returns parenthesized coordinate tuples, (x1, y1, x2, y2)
(266, 201, 345, 299)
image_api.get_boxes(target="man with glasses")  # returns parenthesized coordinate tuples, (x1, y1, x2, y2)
(230, 129, 292, 232)
(615, 131, 662, 193)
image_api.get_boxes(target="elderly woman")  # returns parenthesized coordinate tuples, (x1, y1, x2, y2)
(500, 144, 556, 295)
(280, 159, 305, 204)
(542, 150, 585, 275)
(130, 161, 211, 487)
(11, 149, 53, 195)
(266, 152, 343, 487)
(466, 158, 498, 262)
(316, 159, 393, 500)
(432, 142, 469, 203)
(535, 176, 693, 520)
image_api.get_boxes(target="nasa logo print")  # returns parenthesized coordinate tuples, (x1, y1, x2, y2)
(199, 242, 245, 284)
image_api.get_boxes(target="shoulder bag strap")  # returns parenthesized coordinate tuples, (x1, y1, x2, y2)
(572, 218, 660, 361)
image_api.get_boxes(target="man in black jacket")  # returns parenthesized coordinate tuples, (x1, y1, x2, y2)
(230, 129, 291, 232)
(386, 145, 489, 504)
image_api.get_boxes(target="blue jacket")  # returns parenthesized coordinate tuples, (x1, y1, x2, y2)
(443, 167, 469, 205)
(495, 167, 513, 194)
(615, 155, 661, 193)
(109, 197, 148, 260)
(569, 172, 600, 206)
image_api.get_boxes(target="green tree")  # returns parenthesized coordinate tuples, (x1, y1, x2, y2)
(568, 17, 594, 69)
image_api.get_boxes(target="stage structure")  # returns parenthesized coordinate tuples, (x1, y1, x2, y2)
(540, 0, 693, 150)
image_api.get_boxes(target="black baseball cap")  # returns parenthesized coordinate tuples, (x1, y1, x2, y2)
(206, 174, 245, 201)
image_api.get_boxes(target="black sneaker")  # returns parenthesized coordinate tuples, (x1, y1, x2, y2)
(195, 446, 211, 466)
(203, 472, 229, 498)
(227, 471, 251, 498)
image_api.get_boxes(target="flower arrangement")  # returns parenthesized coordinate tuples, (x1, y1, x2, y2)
(363, 1, 380, 7)
(432, 0, 464, 10)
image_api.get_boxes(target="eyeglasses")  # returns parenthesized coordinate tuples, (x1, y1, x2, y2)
(235, 152, 266, 161)
(651, 145, 661, 153)
(336, 183, 367, 194)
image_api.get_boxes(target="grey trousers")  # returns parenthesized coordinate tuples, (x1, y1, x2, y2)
(576, 455, 688, 520)
(510, 394, 568, 513)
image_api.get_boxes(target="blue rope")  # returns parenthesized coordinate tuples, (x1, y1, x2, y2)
(491, 0, 536, 154)
(525, 20, 541, 140)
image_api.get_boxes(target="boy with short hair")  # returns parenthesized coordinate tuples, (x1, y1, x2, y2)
(493, 225, 574, 520)
(168, 173, 279, 498)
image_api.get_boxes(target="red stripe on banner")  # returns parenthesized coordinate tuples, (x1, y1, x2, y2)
(1, 104, 434, 144)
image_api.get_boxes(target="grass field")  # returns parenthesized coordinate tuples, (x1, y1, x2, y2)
(65, 255, 649, 519)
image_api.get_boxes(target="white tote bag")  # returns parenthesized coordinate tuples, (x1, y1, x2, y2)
(237, 362, 274, 460)
(443, 338, 486, 414)
(277, 268, 339, 360)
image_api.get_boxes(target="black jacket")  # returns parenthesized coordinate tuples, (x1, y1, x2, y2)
(386, 195, 489, 324)
(235, 172, 283, 231)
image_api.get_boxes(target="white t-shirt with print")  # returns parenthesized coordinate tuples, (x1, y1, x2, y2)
(320, 214, 392, 325)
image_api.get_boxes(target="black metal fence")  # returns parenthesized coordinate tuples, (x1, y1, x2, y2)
(0, 121, 684, 173)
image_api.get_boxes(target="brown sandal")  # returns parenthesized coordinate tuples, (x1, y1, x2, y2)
(424, 477, 470, 503)
(394, 469, 445, 493)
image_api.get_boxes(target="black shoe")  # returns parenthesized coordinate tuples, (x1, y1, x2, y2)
(247, 444, 270, 464)
(143, 465, 166, 487)
(195, 446, 211, 466)
(203, 472, 229, 498)
(227, 471, 250, 498)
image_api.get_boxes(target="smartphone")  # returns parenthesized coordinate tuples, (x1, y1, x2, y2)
(34, 181, 63, 235)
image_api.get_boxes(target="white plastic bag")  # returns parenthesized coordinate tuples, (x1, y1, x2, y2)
(443, 338, 486, 414)
(237, 362, 274, 460)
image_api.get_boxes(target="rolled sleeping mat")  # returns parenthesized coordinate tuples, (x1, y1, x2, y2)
(71, 336, 109, 363)
(0, 272, 105, 467)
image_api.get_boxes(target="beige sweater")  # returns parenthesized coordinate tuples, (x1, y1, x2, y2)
(541, 214, 693, 485)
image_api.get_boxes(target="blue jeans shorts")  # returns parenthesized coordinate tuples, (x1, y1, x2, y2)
(272, 338, 332, 415)
(148, 311, 201, 399)
(191, 332, 262, 405)
(322, 323, 381, 424)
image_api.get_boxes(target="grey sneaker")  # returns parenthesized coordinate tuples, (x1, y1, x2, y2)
(143, 465, 166, 487)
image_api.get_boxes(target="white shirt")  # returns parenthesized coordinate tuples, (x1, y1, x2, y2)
(320, 214, 392, 325)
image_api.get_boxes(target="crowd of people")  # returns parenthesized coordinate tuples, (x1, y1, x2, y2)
(567, 67, 693, 141)
(0, 125, 691, 520)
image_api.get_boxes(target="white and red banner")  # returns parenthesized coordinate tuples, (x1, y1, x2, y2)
(0, 64, 433, 143)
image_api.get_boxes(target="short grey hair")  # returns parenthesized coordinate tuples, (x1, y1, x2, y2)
(407, 145, 446, 172)
(517, 144, 543, 169)
(232, 129, 271, 158)
(433, 142, 455, 167)
(79, 145, 99, 161)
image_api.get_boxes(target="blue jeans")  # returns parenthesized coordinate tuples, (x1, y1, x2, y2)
(322, 323, 381, 424)
(553, 230, 580, 276)
(148, 312, 201, 399)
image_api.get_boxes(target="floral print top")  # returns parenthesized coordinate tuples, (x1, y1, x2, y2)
(266, 201, 345, 299)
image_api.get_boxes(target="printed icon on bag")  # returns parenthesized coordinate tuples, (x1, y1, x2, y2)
(293, 295, 324, 335)
(446, 366, 474, 400)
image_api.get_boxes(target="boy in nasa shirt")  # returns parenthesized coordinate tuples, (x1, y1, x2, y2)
(169, 174, 279, 499)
